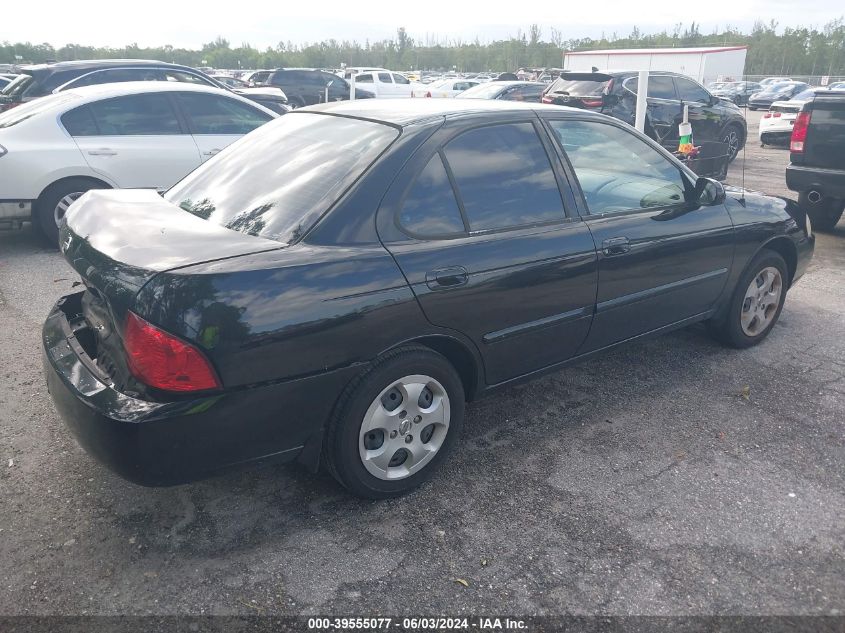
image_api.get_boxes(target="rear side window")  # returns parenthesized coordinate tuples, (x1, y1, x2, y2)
(64, 68, 162, 90)
(61, 106, 98, 136)
(88, 93, 181, 135)
(175, 92, 272, 134)
(623, 76, 677, 100)
(399, 154, 465, 238)
(548, 77, 607, 97)
(444, 122, 565, 232)
(166, 113, 399, 244)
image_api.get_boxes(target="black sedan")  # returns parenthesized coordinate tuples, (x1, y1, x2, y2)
(748, 82, 811, 110)
(43, 100, 814, 499)
(711, 81, 761, 105)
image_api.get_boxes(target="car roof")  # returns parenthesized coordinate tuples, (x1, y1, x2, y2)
(20, 59, 197, 73)
(60, 81, 232, 100)
(305, 98, 578, 126)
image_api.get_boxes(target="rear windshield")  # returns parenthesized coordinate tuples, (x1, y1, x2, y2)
(546, 77, 608, 97)
(455, 82, 508, 99)
(0, 92, 80, 128)
(165, 112, 399, 244)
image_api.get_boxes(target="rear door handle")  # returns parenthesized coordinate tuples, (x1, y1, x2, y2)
(602, 237, 631, 256)
(203, 148, 222, 157)
(426, 266, 468, 290)
(87, 148, 117, 156)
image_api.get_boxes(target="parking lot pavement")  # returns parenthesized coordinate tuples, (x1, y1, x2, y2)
(1, 111, 843, 617)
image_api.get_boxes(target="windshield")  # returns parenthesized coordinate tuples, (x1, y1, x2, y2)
(791, 89, 816, 101)
(165, 112, 399, 244)
(546, 77, 608, 96)
(455, 82, 508, 99)
(0, 73, 34, 100)
(764, 83, 795, 94)
(0, 92, 80, 128)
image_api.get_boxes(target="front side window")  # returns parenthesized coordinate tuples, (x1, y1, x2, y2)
(176, 93, 272, 135)
(166, 112, 399, 244)
(86, 93, 181, 135)
(398, 154, 465, 238)
(392, 73, 410, 85)
(549, 119, 687, 215)
(675, 77, 711, 104)
(377, 73, 392, 83)
(444, 122, 565, 232)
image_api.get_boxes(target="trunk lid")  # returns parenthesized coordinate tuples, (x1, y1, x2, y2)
(60, 188, 284, 393)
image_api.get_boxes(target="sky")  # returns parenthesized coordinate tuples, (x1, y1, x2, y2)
(1, 0, 842, 49)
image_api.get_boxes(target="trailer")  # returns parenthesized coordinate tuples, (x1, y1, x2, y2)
(562, 46, 748, 85)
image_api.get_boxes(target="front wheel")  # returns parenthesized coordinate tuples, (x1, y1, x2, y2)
(708, 250, 788, 348)
(324, 346, 465, 499)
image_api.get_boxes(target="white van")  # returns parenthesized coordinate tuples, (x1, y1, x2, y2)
(350, 69, 421, 98)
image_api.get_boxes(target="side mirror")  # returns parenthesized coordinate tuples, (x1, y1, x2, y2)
(692, 177, 726, 206)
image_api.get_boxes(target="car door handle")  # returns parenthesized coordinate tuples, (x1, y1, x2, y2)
(602, 237, 631, 256)
(425, 267, 468, 290)
(87, 148, 117, 156)
(203, 148, 222, 157)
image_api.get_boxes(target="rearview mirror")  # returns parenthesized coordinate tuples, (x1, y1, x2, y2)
(692, 177, 726, 206)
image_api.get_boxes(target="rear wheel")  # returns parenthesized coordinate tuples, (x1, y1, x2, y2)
(35, 178, 108, 247)
(799, 192, 844, 232)
(708, 250, 788, 348)
(722, 123, 745, 162)
(324, 346, 465, 499)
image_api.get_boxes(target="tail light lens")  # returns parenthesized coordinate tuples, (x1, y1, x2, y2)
(541, 95, 554, 104)
(763, 112, 772, 118)
(580, 98, 603, 108)
(123, 311, 221, 392)
(790, 110, 812, 153)
(773, 112, 782, 118)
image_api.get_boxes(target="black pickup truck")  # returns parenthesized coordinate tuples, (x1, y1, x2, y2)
(786, 90, 845, 231)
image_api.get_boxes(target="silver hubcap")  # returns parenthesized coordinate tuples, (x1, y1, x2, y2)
(741, 266, 782, 336)
(359, 374, 450, 481)
(54, 192, 84, 227)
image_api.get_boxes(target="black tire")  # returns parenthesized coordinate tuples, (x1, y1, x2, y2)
(324, 346, 465, 499)
(799, 192, 844, 232)
(708, 250, 788, 349)
(35, 178, 107, 247)
(722, 123, 745, 163)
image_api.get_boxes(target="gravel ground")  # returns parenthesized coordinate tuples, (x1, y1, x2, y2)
(0, 111, 843, 618)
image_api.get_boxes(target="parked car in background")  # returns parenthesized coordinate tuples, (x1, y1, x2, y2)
(759, 77, 793, 87)
(456, 81, 546, 102)
(42, 99, 812, 499)
(786, 90, 845, 231)
(266, 69, 374, 107)
(0, 74, 19, 89)
(411, 78, 479, 98)
(828, 82, 845, 90)
(711, 81, 761, 105)
(542, 71, 748, 161)
(0, 82, 276, 242)
(0, 60, 290, 115)
(759, 101, 804, 146)
(351, 70, 422, 97)
(748, 82, 810, 110)
(240, 70, 273, 86)
(211, 75, 250, 88)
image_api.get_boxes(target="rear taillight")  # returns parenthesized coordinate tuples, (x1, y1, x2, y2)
(580, 98, 603, 108)
(763, 112, 771, 118)
(123, 311, 221, 392)
(773, 112, 782, 118)
(790, 110, 812, 153)
(541, 95, 554, 104)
